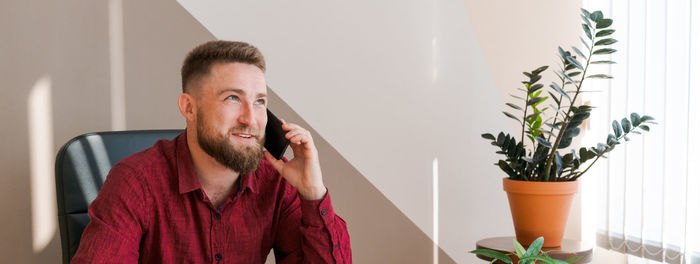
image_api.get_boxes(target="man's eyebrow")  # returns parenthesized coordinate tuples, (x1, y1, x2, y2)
(218, 88, 267, 98)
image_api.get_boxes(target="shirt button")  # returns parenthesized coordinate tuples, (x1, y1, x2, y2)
(214, 214, 220, 219)
(321, 209, 327, 216)
(215, 253, 222, 261)
(334, 245, 338, 249)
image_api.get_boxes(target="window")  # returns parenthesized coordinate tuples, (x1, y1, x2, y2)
(581, 0, 700, 263)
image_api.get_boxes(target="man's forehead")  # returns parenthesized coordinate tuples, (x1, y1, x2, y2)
(201, 63, 267, 96)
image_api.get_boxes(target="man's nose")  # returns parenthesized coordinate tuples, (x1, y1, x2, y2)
(237, 103, 254, 126)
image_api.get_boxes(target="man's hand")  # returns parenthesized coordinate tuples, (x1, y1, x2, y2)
(263, 120, 326, 200)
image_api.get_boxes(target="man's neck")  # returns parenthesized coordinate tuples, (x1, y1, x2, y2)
(186, 129, 239, 207)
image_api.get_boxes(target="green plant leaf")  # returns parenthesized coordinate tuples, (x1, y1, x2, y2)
(536, 137, 552, 148)
(498, 160, 518, 179)
(506, 103, 523, 111)
(640, 115, 655, 123)
(529, 83, 544, 93)
(595, 38, 618, 46)
(524, 237, 544, 257)
(470, 249, 512, 264)
(548, 92, 561, 105)
(607, 135, 617, 148)
(591, 60, 616, 64)
(597, 143, 608, 153)
(539, 129, 556, 137)
(555, 152, 564, 173)
(572, 46, 587, 60)
(581, 14, 592, 28)
(521, 256, 557, 264)
(566, 56, 584, 70)
(545, 123, 560, 130)
(563, 152, 574, 164)
(557, 46, 568, 59)
(582, 24, 592, 39)
(563, 127, 581, 139)
(526, 112, 542, 120)
(612, 120, 622, 137)
(559, 137, 574, 149)
(590, 11, 603, 22)
(564, 256, 582, 263)
(593, 48, 617, 54)
(533, 65, 549, 74)
(503, 111, 522, 124)
(631, 113, 641, 126)
(513, 239, 526, 259)
(639, 124, 650, 131)
(596, 29, 615, 37)
(510, 94, 525, 100)
(587, 74, 613, 79)
(596, 18, 613, 29)
(550, 83, 571, 101)
(581, 8, 591, 17)
(481, 133, 496, 140)
(580, 37, 591, 51)
(497, 132, 505, 145)
(527, 97, 544, 106)
(561, 71, 578, 85)
(621, 118, 631, 133)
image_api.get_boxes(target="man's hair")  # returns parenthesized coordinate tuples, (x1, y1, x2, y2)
(181, 40, 266, 94)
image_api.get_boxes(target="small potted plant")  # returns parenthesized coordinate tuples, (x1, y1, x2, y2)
(481, 8, 656, 247)
(471, 237, 581, 264)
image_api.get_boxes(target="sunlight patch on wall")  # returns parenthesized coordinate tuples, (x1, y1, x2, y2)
(432, 157, 439, 264)
(28, 76, 56, 252)
(109, 0, 126, 131)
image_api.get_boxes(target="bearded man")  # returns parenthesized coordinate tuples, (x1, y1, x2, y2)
(71, 41, 352, 263)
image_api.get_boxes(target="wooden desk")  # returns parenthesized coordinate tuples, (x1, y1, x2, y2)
(475, 237, 593, 263)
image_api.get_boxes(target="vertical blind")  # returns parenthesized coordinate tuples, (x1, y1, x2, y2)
(580, 0, 700, 263)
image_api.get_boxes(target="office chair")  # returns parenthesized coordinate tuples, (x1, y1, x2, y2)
(55, 130, 182, 263)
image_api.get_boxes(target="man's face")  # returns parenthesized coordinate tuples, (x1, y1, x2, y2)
(193, 62, 268, 174)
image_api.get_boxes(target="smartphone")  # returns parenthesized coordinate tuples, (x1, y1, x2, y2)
(264, 109, 290, 160)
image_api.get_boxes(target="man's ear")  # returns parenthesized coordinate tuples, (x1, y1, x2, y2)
(178, 93, 197, 123)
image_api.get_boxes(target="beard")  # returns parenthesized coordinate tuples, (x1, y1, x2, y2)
(196, 110, 265, 175)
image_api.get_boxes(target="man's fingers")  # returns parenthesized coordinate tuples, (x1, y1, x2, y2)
(288, 133, 310, 145)
(284, 126, 311, 143)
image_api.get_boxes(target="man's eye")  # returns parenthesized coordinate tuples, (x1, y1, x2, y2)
(226, 95, 239, 102)
(255, 99, 266, 105)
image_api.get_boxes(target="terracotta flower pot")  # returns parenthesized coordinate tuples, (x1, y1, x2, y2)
(503, 178, 578, 247)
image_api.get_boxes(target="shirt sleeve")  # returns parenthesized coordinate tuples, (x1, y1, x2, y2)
(273, 184, 352, 264)
(70, 163, 148, 264)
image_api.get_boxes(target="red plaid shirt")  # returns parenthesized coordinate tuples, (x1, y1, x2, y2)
(72, 132, 351, 263)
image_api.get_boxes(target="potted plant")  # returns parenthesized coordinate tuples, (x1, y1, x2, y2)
(481, 8, 656, 247)
(471, 237, 581, 264)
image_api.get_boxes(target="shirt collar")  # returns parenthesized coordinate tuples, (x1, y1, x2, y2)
(177, 131, 259, 195)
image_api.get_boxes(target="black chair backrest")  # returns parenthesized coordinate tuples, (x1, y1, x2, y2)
(55, 130, 182, 263)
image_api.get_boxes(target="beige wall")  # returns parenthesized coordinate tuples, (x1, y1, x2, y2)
(0, 0, 211, 262)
